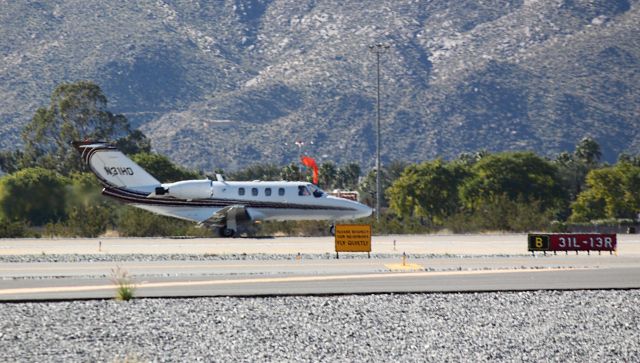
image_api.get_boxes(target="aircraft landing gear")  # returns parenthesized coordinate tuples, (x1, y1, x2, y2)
(219, 208, 240, 238)
(329, 224, 336, 236)
(219, 226, 236, 238)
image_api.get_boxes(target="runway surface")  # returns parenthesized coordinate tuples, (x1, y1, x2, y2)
(1, 234, 639, 300)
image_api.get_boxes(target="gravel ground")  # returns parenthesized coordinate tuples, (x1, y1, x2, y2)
(1, 290, 638, 362)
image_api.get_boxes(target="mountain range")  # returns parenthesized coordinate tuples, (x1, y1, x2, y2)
(1, 0, 639, 171)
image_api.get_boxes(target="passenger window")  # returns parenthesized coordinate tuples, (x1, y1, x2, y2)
(252, 188, 258, 196)
(265, 188, 272, 196)
(278, 188, 285, 196)
(238, 188, 245, 196)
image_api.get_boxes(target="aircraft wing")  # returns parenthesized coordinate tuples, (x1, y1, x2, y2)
(200, 205, 249, 228)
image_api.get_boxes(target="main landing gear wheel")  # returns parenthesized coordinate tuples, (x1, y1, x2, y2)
(329, 224, 336, 236)
(220, 227, 236, 238)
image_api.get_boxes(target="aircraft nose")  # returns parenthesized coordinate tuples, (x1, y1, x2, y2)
(354, 203, 373, 219)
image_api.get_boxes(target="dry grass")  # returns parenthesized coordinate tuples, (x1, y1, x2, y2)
(110, 266, 135, 301)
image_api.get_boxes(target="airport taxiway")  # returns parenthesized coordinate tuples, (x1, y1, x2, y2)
(3, 234, 640, 255)
(1, 234, 639, 300)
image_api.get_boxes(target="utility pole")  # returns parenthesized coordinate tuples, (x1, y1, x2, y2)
(369, 43, 389, 222)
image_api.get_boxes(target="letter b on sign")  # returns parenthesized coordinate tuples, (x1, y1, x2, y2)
(528, 234, 549, 251)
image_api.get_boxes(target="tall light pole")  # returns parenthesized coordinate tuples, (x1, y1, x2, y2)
(369, 43, 389, 222)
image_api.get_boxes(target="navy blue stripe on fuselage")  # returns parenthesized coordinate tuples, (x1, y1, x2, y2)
(102, 187, 355, 211)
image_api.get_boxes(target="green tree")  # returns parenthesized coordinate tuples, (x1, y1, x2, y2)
(131, 153, 201, 183)
(460, 152, 566, 213)
(618, 153, 640, 167)
(456, 150, 488, 166)
(553, 138, 604, 203)
(280, 162, 302, 181)
(63, 172, 117, 236)
(574, 136, 602, 166)
(570, 162, 640, 221)
(569, 189, 607, 222)
(445, 195, 552, 232)
(227, 163, 281, 181)
(20, 81, 149, 175)
(0, 150, 22, 174)
(318, 162, 338, 190)
(359, 160, 409, 207)
(387, 160, 469, 223)
(554, 151, 588, 200)
(0, 220, 29, 238)
(115, 129, 151, 155)
(0, 168, 68, 225)
(336, 163, 361, 190)
(116, 207, 195, 237)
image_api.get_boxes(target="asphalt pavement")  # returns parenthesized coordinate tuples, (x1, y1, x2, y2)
(1, 234, 639, 300)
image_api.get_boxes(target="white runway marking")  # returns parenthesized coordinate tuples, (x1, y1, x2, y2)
(0, 267, 580, 296)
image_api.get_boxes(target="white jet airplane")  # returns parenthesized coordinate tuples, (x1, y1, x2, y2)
(73, 141, 372, 237)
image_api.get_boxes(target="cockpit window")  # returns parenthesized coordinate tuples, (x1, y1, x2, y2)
(298, 185, 310, 196)
(309, 184, 325, 198)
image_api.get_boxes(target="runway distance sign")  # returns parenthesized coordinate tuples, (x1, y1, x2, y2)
(528, 233, 617, 252)
(335, 224, 371, 253)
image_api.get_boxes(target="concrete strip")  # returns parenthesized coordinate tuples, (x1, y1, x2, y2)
(2, 234, 640, 256)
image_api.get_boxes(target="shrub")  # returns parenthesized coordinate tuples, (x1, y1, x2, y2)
(115, 206, 216, 237)
(0, 168, 68, 225)
(0, 219, 30, 238)
(111, 266, 135, 301)
(446, 195, 552, 233)
(257, 220, 334, 237)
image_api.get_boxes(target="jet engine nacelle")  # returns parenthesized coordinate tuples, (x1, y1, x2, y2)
(154, 180, 213, 200)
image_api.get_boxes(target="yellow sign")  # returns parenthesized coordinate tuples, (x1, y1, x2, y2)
(335, 224, 372, 252)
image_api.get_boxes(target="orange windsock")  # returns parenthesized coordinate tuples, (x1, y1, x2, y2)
(300, 155, 319, 185)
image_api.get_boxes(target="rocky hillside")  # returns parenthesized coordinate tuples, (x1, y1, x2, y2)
(1, 0, 639, 171)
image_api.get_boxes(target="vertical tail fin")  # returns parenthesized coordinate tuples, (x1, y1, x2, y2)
(73, 141, 160, 193)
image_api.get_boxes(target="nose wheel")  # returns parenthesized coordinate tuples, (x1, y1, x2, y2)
(329, 224, 336, 236)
